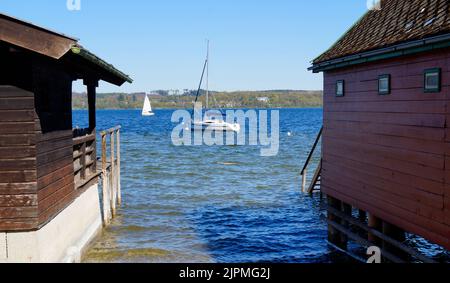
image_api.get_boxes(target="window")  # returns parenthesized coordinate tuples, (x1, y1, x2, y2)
(424, 68, 441, 93)
(336, 80, 345, 97)
(378, 74, 391, 95)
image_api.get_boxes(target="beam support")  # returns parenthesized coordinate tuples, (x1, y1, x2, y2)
(84, 79, 98, 132)
(327, 196, 344, 248)
(368, 214, 383, 247)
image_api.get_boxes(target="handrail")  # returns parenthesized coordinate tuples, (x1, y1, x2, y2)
(100, 126, 122, 136)
(73, 133, 96, 146)
(300, 127, 323, 175)
(72, 128, 97, 190)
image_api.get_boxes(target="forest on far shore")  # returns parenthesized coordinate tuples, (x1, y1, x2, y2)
(72, 90, 323, 110)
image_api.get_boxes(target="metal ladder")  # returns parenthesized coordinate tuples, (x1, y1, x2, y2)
(300, 127, 323, 195)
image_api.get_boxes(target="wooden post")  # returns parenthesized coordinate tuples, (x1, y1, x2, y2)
(116, 128, 122, 205)
(340, 202, 352, 249)
(110, 132, 116, 216)
(101, 134, 110, 225)
(358, 210, 367, 222)
(92, 129, 97, 173)
(368, 214, 382, 247)
(84, 79, 98, 132)
(382, 221, 407, 260)
(327, 196, 343, 248)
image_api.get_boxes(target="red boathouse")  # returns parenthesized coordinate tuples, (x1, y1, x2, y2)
(310, 0, 450, 259)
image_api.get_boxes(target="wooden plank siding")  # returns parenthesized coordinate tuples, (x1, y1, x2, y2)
(0, 86, 38, 230)
(0, 85, 78, 231)
(322, 49, 450, 250)
(36, 130, 75, 227)
(32, 65, 76, 227)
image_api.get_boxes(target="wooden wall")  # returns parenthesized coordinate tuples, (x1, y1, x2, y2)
(32, 61, 76, 228)
(0, 51, 78, 231)
(36, 130, 74, 227)
(322, 48, 450, 250)
(0, 86, 38, 230)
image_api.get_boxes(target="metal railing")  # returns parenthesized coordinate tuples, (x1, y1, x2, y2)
(300, 127, 323, 194)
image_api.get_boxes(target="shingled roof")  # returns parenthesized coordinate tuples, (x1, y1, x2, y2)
(313, 0, 450, 65)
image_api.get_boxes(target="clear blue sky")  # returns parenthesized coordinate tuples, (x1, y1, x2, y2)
(0, 0, 368, 93)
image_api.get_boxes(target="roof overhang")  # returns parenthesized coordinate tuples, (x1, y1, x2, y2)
(0, 13, 76, 59)
(309, 33, 450, 73)
(70, 46, 133, 85)
(0, 12, 132, 86)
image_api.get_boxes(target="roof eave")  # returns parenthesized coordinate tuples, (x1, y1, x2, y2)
(71, 46, 133, 85)
(309, 32, 450, 73)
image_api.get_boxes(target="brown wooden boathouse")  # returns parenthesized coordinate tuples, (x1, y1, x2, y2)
(309, 0, 450, 258)
(0, 13, 131, 262)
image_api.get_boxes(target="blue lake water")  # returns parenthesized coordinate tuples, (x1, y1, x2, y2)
(73, 108, 350, 263)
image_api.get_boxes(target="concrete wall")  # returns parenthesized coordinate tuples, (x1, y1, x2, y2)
(0, 184, 102, 263)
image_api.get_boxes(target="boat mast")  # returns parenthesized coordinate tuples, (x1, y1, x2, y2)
(206, 40, 209, 109)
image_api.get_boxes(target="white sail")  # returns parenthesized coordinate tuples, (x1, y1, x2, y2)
(142, 95, 154, 116)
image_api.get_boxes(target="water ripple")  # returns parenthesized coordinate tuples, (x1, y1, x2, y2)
(77, 109, 350, 263)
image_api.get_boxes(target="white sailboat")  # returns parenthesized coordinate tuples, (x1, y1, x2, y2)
(142, 94, 155, 116)
(192, 41, 240, 133)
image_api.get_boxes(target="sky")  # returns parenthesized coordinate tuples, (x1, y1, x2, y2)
(0, 0, 368, 93)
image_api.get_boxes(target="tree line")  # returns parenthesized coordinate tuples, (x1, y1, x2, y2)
(72, 90, 323, 109)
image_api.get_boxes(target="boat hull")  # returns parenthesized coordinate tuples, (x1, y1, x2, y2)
(192, 121, 240, 133)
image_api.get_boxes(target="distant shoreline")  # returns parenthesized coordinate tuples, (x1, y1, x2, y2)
(73, 90, 324, 110)
(73, 106, 324, 111)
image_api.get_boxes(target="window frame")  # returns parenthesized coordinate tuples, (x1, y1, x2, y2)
(378, 74, 391, 95)
(424, 68, 441, 93)
(336, 80, 345, 97)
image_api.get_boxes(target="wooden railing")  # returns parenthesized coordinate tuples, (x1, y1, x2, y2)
(300, 127, 323, 194)
(100, 126, 122, 225)
(73, 128, 98, 190)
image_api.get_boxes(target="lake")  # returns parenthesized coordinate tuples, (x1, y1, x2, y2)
(73, 108, 350, 263)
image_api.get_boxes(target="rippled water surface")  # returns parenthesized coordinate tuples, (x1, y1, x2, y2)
(73, 108, 351, 263)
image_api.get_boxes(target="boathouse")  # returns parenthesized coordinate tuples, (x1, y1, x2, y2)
(309, 0, 450, 258)
(0, 13, 131, 262)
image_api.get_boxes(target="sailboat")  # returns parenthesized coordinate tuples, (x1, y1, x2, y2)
(142, 94, 155, 116)
(191, 41, 240, 133)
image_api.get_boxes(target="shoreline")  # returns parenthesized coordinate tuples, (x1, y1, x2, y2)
(73, 107, 324, 111)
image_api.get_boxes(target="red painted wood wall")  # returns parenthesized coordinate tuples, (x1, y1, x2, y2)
(322, 48, 450, 250)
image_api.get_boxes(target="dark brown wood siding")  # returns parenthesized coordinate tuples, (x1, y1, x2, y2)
(36, 130, 75, 227)
(32, 64, 76, 227)
(322, 48, 450, 250)
(0, 86, 38, 230)
(0, 58, 77, 231)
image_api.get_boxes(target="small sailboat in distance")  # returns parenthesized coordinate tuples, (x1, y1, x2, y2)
(142, 94, 155, 116)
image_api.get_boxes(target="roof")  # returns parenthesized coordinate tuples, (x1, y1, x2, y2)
(0, 12, 132, 85)
(312, 0, 450, 68)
